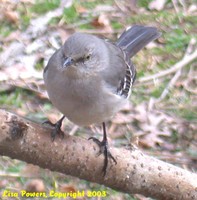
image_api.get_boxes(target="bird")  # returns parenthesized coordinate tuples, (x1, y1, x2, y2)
(43, 25, 161, 175)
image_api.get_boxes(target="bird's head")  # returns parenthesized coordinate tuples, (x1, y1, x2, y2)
(59, 33, 108, 76)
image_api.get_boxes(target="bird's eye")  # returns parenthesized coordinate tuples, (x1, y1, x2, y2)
(85, 54, 91, 60)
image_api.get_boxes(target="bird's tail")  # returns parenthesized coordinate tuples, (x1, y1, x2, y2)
(116, 25, 161, 58)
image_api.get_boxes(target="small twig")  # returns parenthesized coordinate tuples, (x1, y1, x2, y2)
(114, 0, 127, 12)
(178, 0, 187, 13)
(77, 29, 120, 35)
(69, 125, 79, 136)
(59, 19, 93, 29)
(172, 0, 182, 22)
(160, 38, 196, 99)
(138, 49, 197, 83)
(0, 172, 31, 178)
(158, 68, 182, 102)
(148, 40, 197, 110)
(156, 39, 196, 101)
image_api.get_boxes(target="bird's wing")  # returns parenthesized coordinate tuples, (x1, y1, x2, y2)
(116, 50, 136, 98)
(100, 41, 136, 99)
(102, 25, 160, 98)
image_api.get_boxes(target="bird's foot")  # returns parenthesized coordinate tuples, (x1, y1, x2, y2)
(43, 116, 65, 141)
(88, 136, 117, 176)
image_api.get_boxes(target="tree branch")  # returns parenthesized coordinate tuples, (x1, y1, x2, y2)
(0, 109, 196, 200)
(138, 49, 197, 83)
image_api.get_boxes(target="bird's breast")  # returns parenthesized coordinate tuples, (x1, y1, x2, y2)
(45, 73, 126, 126)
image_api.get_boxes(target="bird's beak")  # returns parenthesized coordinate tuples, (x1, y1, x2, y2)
(63, 57, 73, 68)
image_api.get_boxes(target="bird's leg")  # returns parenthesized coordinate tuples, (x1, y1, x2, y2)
(89, 122, 117, 176)
(43, 115, 65, 141)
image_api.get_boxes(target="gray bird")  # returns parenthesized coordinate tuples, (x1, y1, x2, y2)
(43, 25, 161, 175)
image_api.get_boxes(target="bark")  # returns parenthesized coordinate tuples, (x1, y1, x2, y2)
(0, 109, 196, 200)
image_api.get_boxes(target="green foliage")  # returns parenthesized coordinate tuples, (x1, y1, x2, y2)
(151, 85, 165, 98)
(20, 14, 31, 29)
(49, 16, 61, 25)
(79, 23, 94, 30)
(111, 21, 122, 30)
(80, 0, 101, 9)
(63, 4, 79, 24)
(35, 58, 44, 71)
(171, 130, 179, 143)
(31, 0, 61, 14)
(137, 0, 151, 8)
(6, 161, 25, 173)
(164, 29, 191, 52)
(79, 0, 113, 9)
(0, 22, 17, 37)
(0, 89, 24, 107)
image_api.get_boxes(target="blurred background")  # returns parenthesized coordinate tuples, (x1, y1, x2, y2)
(0, 0, 196, 199)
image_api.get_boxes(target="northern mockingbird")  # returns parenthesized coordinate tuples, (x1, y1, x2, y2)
(43, 25, 161, 175)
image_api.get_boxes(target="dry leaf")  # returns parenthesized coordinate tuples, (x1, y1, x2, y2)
(112, 113, 133, 124)
(4, 10, 19, 24)
(60, 184, 76, 193)
(139, 133, 164, 148)
(0, 179, 9, 188)
(76, 5, 87, 13)
(22, 164, 42, 177)
(24, 179, 45, 192)
(91, 13, 112, 33)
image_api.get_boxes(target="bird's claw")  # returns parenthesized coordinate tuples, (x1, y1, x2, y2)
(89, 136, 117, 176)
